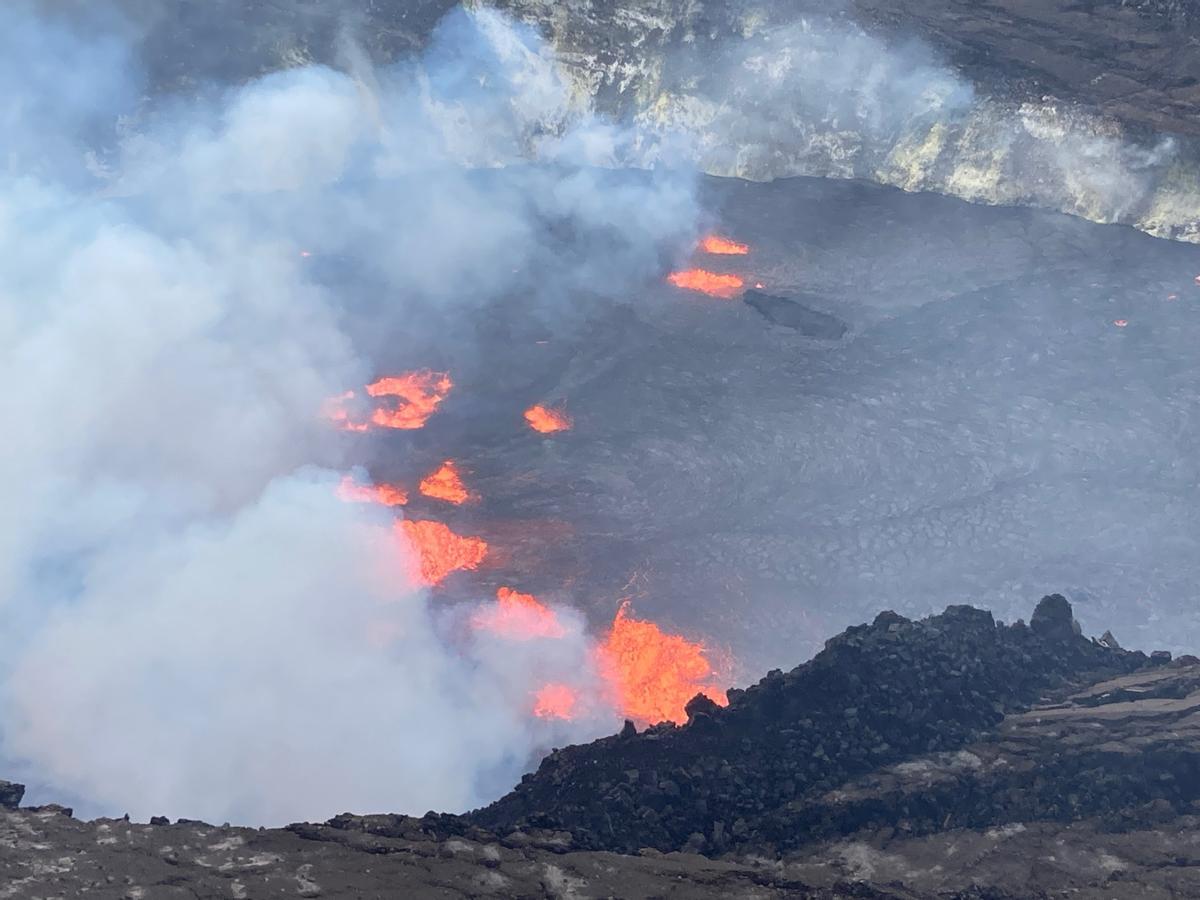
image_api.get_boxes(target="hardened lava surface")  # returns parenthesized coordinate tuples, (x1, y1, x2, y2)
(359, 173, 1200, 673)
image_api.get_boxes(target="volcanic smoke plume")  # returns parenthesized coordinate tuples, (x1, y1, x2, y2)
(0, 3, 703, 825)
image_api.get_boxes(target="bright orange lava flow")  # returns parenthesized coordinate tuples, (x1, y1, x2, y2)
(524, 404, 572, 434)
(533, 683, 578, 720)
(597, 602, 729, 725)
(700, 235, 749, 255)
(367, 371, 453, 430)
(396, 520, 488, 586)
(473, 587, 566, 640)
(667, 269, 745, 298)
(336, 475, 409, 507)
(419, 460, 471, 505)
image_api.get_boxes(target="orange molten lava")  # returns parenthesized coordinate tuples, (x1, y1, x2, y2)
(367, 371, 453, 430)
(419, 460, 471, 505)
(598, 602, 728, 725)
(533, 683, 578, 720)
(397, 520, 488, 586)
(323, 391, 371, 433)
(336, 475, 409, 507)
(524, 404, 572, 434)
(667, 269, 744, 298)
(700, 235, 749, 255)
(473, 587, 566, 640)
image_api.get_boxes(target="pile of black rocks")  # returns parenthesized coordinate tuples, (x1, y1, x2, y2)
(466, 595, 1154, 855)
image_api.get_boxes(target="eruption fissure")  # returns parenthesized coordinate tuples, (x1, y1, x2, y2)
(336, 475, 409, 507)
(700, 235, 749, 255)
(667, 269, 746, 298)
(397, 520, 489, 587)
(524, 404, 572, 433)
(473, 587, 566, 640)
(419, 460, 472, 505)
(598, 602, 729, 725)
(368, 371, 454, 430)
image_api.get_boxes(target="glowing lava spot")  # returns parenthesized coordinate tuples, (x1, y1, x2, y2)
(533, 683, 578, 720)
(367, 371, 453, 430)
(322, 391, 370, 433)
(473, 587, 565, 640)
(524, 404, 572, 434)
(419, 460, 472, 505)
(667, 269, 744, 298)
(699, 235, 749, 255)
(336, 475, 409, 507)
(597, 602, 729, 725)
(397, 520, 488, 586)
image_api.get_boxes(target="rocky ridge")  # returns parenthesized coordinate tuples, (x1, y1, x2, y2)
(8, 595, 1200, 897)
(464, 596, 1154, 853)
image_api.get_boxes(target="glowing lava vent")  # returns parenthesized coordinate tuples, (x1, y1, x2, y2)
(322, 391, 370, 433)
(667, 269, 744, 298)
(336, 475, 408, 507)
(367, 371, 453, 430)
(598, 601, 729, 725)
(533, 683, 578, 720)
(700, 235, 749, 255)
(524, 404, 572, 434)
(397, 520, 488, 586)
(473, 587, 566, 640)
(419, 460, 472, 505)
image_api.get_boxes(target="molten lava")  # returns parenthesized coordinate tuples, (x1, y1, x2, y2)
(667, 269, 744, 299)
(322, 391, 370, 433)
(598, 602, 728, 725)
(524, 404, 572, 434)
(533, 683, 578, 720)
(367, 371, 453, 430)
(397, 520, 488, 586)
(700, 235, 750, 255)
(473, 587, 565, 640)
(419, 460, 471, 505)
(336, 475, 409, 507)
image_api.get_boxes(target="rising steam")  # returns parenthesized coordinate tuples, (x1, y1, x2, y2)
(0, 3, 701, 824)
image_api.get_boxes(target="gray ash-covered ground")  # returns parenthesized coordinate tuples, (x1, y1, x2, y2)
(351, 171, 1200, 673)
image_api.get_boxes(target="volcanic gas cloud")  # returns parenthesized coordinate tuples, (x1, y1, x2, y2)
(473, 587, 567, 640)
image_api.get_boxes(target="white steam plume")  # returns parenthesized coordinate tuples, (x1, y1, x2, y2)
(604, 11, 1200, 240)
(0, 4, 697, 824)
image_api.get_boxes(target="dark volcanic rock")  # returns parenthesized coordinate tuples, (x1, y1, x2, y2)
(11, 597, 1200, 897)
(0, 779, 24, 810)
(743, 290, 848, 339)
(467, 596, 1147, 855)
(1029, 592, 1080, 641)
